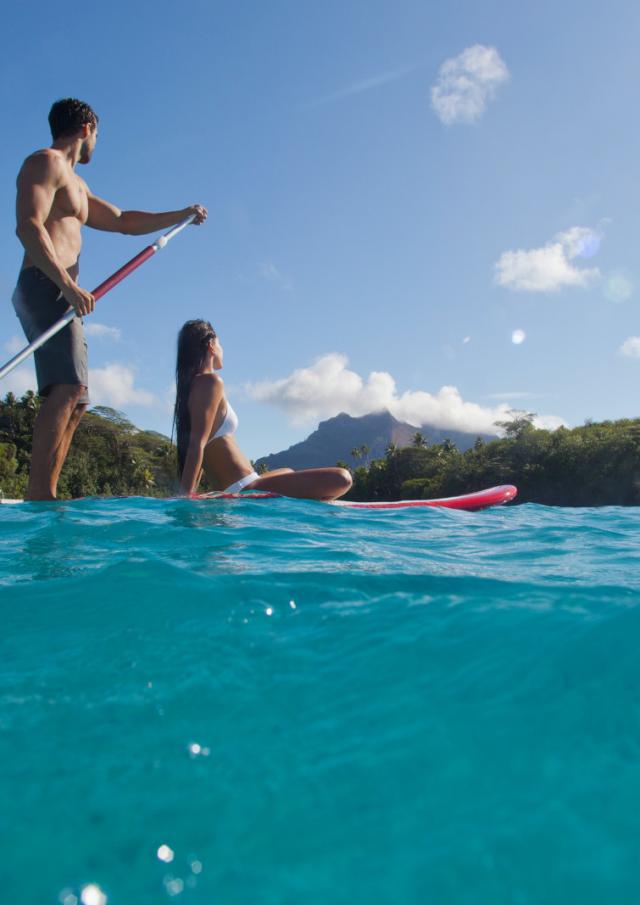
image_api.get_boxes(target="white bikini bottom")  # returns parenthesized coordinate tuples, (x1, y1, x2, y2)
(223, 471, 259, 494)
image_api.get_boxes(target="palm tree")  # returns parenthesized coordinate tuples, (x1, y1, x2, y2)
(495, 409, 536, 439)
(351, 444, 370, 466)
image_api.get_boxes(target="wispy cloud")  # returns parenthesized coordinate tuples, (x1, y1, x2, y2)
(3, 336, 25, 357)
(620, 337, 640, 358)
(495, 226, 602, 292)
(309, 64, 417, 107)
(1, 338, 37, 396)
(84, 323, 122, 341)
(431, 45, 509, 125)
(485, 391, 544, 401)
(259, 262, 293, 292)
(245, 352, 565, 434)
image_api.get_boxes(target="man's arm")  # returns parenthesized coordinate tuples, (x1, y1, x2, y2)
(86, 193, 207, 234)
(15, 153, 95, 316)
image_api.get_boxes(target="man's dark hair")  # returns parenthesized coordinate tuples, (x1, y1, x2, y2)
(48, 98, 99, 140)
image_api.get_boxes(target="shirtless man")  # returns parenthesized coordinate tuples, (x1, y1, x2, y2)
(13, 98, 207, 500)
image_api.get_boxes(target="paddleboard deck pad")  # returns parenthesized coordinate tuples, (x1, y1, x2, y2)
(198, 484, 518, 511)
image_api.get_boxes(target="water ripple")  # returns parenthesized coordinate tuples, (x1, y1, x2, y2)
(1, 498, 640, 903)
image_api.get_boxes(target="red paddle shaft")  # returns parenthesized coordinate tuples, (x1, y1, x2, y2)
(0, 214, 196, 381)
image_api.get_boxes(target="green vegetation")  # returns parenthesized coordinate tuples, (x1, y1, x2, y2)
(350, 444, 370, 466)
(348, 414, 640, 506)
(2, 393, 639, 505)
(0, 392, 185, 499)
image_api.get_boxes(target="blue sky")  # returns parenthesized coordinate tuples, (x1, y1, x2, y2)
(1, 0, 639, 459)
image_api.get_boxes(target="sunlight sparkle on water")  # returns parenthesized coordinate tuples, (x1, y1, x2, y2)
(157, 844, 175, 863)
(59, 891, 78, 905)
(164, 876, 185, 896)
(80, 885, 107, 905)
(189, 742, 210, 757)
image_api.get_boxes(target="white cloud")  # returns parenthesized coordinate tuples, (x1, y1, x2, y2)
(1, 365, 37, 397)
(620, 337, 640, 358)
(84, 323, 122, 341)
(245, 352, 565, 434)
(88, 363, 156, 408)
(431, 44, 509, 125)
(163, 383, 176, 415)
(561, 226, 602, 259)
(495, 226, 601, 292)
(0, 359, 155, 409)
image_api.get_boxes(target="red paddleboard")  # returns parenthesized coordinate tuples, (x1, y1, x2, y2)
(198, 485, 518, 512)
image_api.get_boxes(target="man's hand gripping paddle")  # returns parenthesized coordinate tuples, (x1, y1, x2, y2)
(0, 214, 196, 382)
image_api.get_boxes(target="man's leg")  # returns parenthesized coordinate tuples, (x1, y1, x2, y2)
(50, 401, 88, 493)
(27, 384, 87, 500)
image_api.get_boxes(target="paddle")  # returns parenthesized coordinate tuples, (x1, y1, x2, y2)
(0, 213, 196, 382)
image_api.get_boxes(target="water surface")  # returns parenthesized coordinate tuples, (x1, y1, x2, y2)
(1, 497, 639, 904)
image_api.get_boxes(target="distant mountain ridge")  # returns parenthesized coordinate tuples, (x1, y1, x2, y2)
(256, 410, 497, 471)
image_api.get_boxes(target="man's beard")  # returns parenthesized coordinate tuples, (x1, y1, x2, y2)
(79, 141, 92, 164)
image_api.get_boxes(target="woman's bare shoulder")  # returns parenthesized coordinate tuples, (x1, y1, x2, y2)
(190, 372, 223, 402)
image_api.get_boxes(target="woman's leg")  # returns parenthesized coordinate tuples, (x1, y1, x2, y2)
(249, 467, 352, 501)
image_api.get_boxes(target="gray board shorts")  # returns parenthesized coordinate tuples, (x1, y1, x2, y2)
(12, 267, 89, 404)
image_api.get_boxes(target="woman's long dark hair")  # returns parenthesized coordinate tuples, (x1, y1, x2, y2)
(173, 319, 216, 476)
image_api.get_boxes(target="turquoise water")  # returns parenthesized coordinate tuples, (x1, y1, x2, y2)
(1, 497, 640, 904)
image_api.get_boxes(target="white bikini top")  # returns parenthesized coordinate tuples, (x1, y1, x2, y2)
(206, 401, 239, 445)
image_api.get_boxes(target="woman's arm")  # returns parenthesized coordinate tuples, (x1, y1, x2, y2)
(179, 374, 223, 495)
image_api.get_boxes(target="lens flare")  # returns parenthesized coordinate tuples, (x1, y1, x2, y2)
(603, 272, 633, 303)
(572, 230, 601, 258)
(511, 329, 526, 345)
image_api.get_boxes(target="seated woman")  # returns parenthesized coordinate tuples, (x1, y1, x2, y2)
(174, 319, 352, 500)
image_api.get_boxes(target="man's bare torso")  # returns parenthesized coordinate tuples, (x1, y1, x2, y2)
(20, 148, 89, 279)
